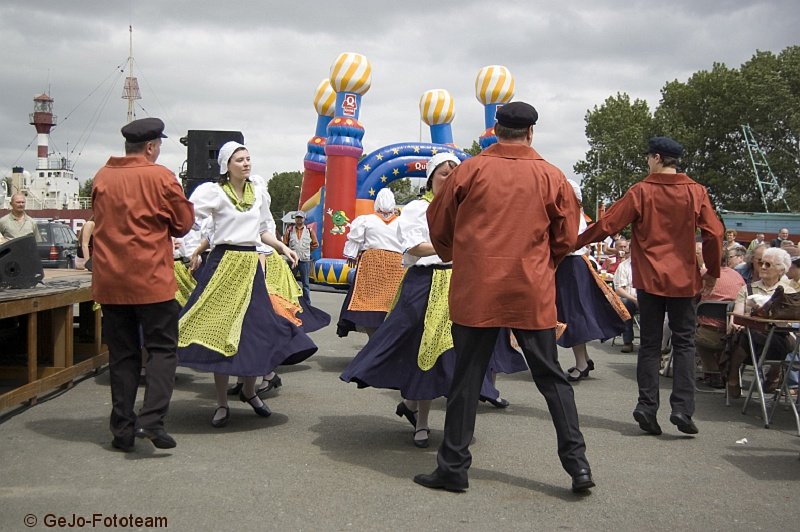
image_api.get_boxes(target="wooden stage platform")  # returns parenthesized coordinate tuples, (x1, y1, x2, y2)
(0, 269, 107, 413)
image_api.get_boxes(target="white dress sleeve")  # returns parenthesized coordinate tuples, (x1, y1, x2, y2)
(189, 182, 221, 222)
(343, 215, 368, 259)
(397, 201, 429, 251)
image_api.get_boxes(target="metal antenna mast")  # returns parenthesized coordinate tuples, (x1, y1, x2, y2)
(122, 25, 141, 124)
(741, 124, 789, 213)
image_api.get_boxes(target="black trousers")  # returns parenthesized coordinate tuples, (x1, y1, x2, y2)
(636, 290, 697, 416)
(435, 324, 589, 483)
(103, 300, 180, 442)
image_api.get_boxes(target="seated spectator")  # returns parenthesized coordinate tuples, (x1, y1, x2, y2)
(601, 233, 623, 256)
(727, 244, 747, 278)
(747, 232, 766, 251)
(725, 247, 796, 398)
(723, 229, 738, 250)
(738, 243, 766, 284)
(602, 238, 628, 274)
(613, 254, 636, 353)
(786, 247, 800, 289)
(780, 239, 796, 250)
(771, 227, 790, 248)
(695, 253, 745, 388)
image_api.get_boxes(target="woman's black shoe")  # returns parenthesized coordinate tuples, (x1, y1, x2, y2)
(240, 390, 271, 417)
(227, 382, 244, 396)
(479, 395, 510, 408)
(256, 375, 282, 398)
(395, 402, 418, 428)
(211, 406, 230, 428)
(566, 365, 592, 382)
(413, 428, 430, 448)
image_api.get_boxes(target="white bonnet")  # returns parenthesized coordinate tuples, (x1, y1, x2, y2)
(374, 188, 396, 213)
(217, 141, 247, 175)
(425, 152, 460, 179)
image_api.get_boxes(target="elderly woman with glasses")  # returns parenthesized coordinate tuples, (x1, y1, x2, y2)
(725, 247, 797, 398)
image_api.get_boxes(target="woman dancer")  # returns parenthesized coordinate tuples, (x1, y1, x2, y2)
(178, 141, 317, 427)
(557, 180, 627, 381)
(337, 187, 404, 338)
(226, 240, 331, 398)
(341, 153, 526, 448)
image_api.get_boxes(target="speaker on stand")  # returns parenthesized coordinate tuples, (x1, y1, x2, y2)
(179, 130, 245, 198)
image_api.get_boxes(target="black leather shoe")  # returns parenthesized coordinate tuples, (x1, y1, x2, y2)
(211, 406, 230, 428)
(256, 375, 282, 398)
(669, 412, 699, 434)
(413, 471, 468, 492)
(395, 402, 417, 428)
(240, 391, 272, 417)
(633, 409, 662, 435)
(111, 437, 135, 453)
(135, 427, 177, 449)
(413, 428, 430, 448)
(227, 382, 244, 396)
(479, 395, 510, 408)
(571, 468, 595, 493)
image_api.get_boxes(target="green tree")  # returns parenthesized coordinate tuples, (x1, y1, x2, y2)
(268, 171, 303, 222)
(79, 178, 93, 198)
(388, 178, 416, 204)
(573, 93, 653, 218)
(575, 45, 800, 214)
(463, 140, 482, 156)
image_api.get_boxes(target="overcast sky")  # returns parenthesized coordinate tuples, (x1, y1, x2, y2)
(1, 0, 797, 188)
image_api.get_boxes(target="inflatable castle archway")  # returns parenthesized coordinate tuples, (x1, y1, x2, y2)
(297, 54, 515, 285)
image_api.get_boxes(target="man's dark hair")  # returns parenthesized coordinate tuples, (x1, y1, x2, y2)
(125, 140, 148, 154)
(494, 123, 529, 140)
(659, 155, 679, 168)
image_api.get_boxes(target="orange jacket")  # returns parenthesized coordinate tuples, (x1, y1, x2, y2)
(427, 143, 579, 329)
(91, 155, 194, 304)
(576, 173, 724, 297)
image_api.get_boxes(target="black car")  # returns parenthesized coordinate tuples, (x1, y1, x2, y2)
(36, 221, 78, 268)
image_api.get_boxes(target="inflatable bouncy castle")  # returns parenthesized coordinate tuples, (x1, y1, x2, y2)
(298, 54, 515, 285)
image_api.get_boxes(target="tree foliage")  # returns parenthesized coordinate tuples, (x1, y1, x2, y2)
(388, 177, 417, 204)
(463, 140, 482, 156)
(79, 178, 93, 198)
(575, 46, 800, 214)
(268, 171, 302, 222)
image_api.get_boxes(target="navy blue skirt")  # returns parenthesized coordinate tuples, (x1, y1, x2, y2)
(298, 297, 331, 333)
(177, 245, 318, 377)
(555, 255, 625, 348)
(340, 266, 527, 401)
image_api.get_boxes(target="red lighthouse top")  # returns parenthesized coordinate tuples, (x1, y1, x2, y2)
(30, 93, 57, 134)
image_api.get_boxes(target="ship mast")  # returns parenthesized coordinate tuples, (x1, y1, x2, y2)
(122, 25, 141, 124)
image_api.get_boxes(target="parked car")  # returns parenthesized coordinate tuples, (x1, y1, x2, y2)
(36, 220, 78, 268)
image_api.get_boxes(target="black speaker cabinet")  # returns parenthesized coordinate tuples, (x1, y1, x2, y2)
(0, 234, 44, 289)
(180, 130, 244, 198)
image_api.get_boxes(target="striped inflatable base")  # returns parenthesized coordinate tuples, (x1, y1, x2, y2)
(312, 258, 352, 287)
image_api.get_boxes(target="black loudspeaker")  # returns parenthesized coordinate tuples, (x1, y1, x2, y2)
(180, 130, 245, 198)
(0, 235, 44, 289)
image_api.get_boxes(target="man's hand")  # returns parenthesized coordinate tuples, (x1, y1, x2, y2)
(346, 257, 357, 268)
(701, 273, 717, 297)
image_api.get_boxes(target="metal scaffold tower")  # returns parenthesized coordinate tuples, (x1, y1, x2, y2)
(741, 124, 790, 213)
(122, 25, 141, 124)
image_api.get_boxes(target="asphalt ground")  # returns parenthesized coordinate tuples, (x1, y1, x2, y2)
(1, 290, 798, 531)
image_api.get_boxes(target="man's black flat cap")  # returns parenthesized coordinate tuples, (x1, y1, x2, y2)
(647, 136, 683, 158)
(495, 101, 538, 128)
(121, 117, 168, 143)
